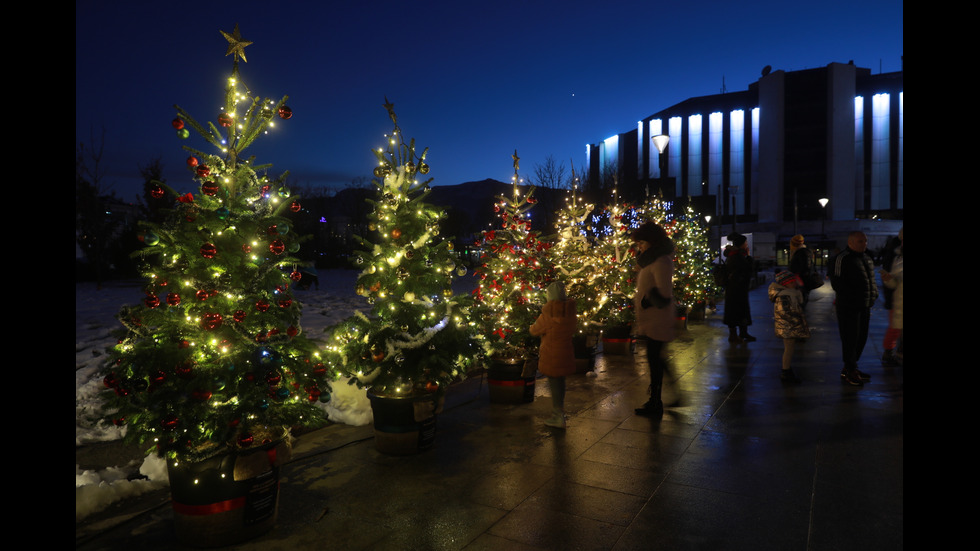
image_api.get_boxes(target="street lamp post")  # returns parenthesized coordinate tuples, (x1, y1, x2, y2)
(652, 134, 669, 195)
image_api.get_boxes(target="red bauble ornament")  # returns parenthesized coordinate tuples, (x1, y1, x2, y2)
(277, 105, 292, 119)
(391, 228, 402, 239)
(196, 165, 211, 177)
(195, 289, 209, 301)
(307, 387, 321, 401)
(278, 298, 292, 308)
(113, 417, 126, 427)
(186, 156, 198, 167)
(165, 293, 181, 306)
(265, 371, 281, 386)
(286, 325, 299, 337)
(192, 390, 213, 401)
(171, 117, 184, 130)
(290, 270, 302, 282)
(255, 299, 271, 312)
(103, 373, 119, 388)
(233, 310, 247, 322)
(144, 294, 160, 308)
(175, 361, 195, 379)
(290, 201, 301, 212)
(200, 243, 217, 259)
(160, 415, 179, 431)
(217, 112, 233, 127)
(150, 370, 167, 385)
(242, 244, 252, 254)
(201, 313, 223, 331)
(267, 225, 279, 236)
(425, 381, 439, 393)
(201, 181, 219, 196)
(179, 339, 191, 349)
(269, 239, 285, 255)
(150, 185, 165, 199)
(312, 363, 327, 376)
(238, 433, 254, 447)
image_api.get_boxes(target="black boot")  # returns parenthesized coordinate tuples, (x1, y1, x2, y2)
(739, 327, 756, 342)
(635, 385, 664, 418)
(728, 327, 743, 343)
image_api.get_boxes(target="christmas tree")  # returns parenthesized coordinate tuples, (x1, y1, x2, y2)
(323, 100, 480, 397)
(548, 172, 598, 334)
(590, 187, 639, 329)
(668, 201, 718, 310)
(471, 152, 553, 358)
(99, 26, 330, 461)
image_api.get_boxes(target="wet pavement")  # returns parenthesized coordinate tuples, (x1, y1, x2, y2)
(76, 281, 903, 550)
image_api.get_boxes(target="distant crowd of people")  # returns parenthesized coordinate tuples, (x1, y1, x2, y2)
(528, 222, 903, 427)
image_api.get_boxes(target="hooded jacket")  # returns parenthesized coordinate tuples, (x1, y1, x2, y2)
(768, 282, 810, 339)
(633, 239, 677, 343)
(530, 299, 577, 377)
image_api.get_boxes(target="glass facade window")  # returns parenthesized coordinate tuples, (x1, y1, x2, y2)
(669, 117, 682, 195)
(688, 114, 703, 195)
(708, 112, 723, 197)
(648, 119, 664, 179)
(730, 109, 745, 199)
(871, 93, 890, 210)
(898, 92, 903, 210)
(854, 96, 865, 209)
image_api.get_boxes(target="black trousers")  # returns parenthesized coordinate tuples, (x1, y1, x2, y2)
(837, 305, 871, 371)
(642, 337, 668, 396)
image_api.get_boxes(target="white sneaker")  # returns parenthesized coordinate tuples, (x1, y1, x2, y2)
(544, 412, 566, 429)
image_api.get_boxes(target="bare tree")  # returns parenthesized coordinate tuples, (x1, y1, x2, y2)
(527, 155, 572, 190)
(76, 127, 121, 288)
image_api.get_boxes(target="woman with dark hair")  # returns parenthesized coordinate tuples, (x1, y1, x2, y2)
(723, 232, 755, 343)
(630, 221, 676, 418)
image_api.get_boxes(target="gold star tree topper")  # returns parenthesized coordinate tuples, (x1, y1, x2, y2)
(220, 24, 253, 63)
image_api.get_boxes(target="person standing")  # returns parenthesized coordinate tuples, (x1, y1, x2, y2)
(880, 228, 903, 365)
(788, 234, 819, 306)
(769, 271, 809, 383)
(530, 281, 577, 429)
(880, 228, 903, 366)
(723, 232, 756, 343)
(830, 231, 878, 385)
(630, 221, 677, 418)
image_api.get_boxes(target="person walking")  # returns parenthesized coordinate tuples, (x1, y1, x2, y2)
(769, 271, 809, 383)
(630, 221, 677, 418)
(880, 228, 903, 366)
(723, 232, 756, 343)
(530, 281, 577, 429)
(830, 231, 878, 385)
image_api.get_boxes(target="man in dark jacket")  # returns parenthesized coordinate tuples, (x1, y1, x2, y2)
(830, 231, 878, 385)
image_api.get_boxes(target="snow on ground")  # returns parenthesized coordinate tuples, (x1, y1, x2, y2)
(75, 269, 398, 521)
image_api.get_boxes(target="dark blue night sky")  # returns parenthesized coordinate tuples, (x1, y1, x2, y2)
(76, 0, 902, 201)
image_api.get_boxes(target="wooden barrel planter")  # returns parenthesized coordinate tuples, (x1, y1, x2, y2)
(167, 435, 290, 547)
(368, 390, 442, 455)
(487, 356, 536, 404)
(601, 325, 633, 355)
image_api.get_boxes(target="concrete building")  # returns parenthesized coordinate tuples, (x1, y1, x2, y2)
(587, 61, 903, 265)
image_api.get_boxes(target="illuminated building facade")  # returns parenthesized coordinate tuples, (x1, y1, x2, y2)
(588, 61, 903, 257)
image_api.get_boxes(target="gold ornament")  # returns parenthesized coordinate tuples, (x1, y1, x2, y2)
(220, 24, 253, 63)
(419, 162, 430, 174)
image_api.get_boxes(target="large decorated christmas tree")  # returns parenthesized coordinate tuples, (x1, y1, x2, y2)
(99, 26, 330, 461)
(471, 152, 553, 358)
(548, 173, 598, 333)
(323, 100, 480, 397)
(668, 200, 718, 311)
(590, 188, 639, 329)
